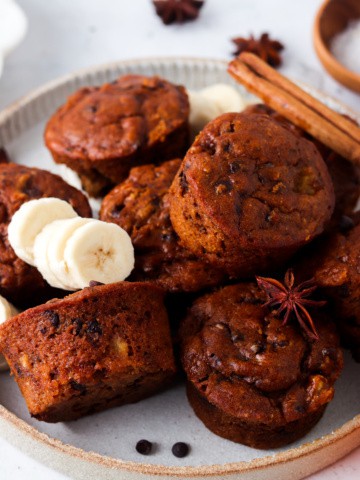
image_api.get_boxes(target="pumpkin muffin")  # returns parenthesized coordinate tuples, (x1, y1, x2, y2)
(45, 75, 190, 197)
(168, 111, 335, 278)
(180, 282, 343, 449)
(297, 222, 360, 361)
(100, 159, 226, 292)
(0, 282, 176, 422)
(0, 163, 91, 307)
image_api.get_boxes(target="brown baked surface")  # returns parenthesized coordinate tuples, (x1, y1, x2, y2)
(169, 111, 335, 278)
(0, 163, 91, 307)
(100, 159, 226, 292)
(297, 223, 360, 361)
(0, 282, 176, 422)
(180, 282, 343, 448)
(244, 104, 360, 223)
(45, 75, 190, 197)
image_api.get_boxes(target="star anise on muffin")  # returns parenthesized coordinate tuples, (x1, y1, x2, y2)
(153, 0, 204, 25)
(232, 33, 284, 67)
(256, 269, 326, 339)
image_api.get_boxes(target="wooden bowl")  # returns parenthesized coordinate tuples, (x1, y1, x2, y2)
(314, 0, 360, 93)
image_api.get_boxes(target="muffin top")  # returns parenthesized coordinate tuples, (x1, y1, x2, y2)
(244, 104, 360, 223)
(170, 111, 335, 249)
(180, 282, 343, 426)
(45, 75, 189, 162)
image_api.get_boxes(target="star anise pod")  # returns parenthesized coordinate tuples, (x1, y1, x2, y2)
(256, 269, 326, 340)
(153, 0, 204, 25)
(232, 33, 284, 67)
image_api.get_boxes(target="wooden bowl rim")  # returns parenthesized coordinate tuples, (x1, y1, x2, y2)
(314, 0, 360, 87)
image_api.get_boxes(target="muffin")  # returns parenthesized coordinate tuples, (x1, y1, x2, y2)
(297, 223, 360, 361)
(0, 163, 91, 306)
(45, 75, 190, 197)
(180, 283, 343, 449)
(100, 158, 226, 292)
(0, 282, 176, 422)
(168, 111, 335, 278)
(244, 104, 360, 222)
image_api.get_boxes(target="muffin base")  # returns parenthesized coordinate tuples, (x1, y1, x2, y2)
(187, 383, 327, 449)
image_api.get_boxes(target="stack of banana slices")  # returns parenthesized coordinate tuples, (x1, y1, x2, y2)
(8, 198, 135, 291)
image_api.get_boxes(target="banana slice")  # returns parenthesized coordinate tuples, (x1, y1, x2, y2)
(188, 90, 220, 134)
(63, 221, 134, 289)
(0, 295, 19, 371)
(189, 83, 247, 134)
(200, 84, 246, 113)
(8, 197, 78, 266)
(34, 217, 95, 290)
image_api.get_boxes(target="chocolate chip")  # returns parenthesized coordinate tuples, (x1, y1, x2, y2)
(44, 310, 60, 329)
(87, 105, 98, 113)
(110, 204, 124, 218)
(179, 171, 189, 196)
(172, 442, 189, 458)
(339, 215, 354, 233)
(229, 162, 240, 174)
(89, 280, 104, 287)
(87, 319, 102, 335)
(69, 380, 87, 396)
(135, 439, 153, 455)
(72, 318, 83, 336)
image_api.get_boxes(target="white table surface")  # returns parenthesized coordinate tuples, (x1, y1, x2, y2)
(0, 1, 359, 479)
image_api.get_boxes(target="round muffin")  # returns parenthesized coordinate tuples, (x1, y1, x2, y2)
(0, 163, 91, 307)
(45, 75, 190, 197)
(297, 222, 360, 361)
(100, 158, 226, 292)
(244, 104, 360, 223)
(0, 281, 176, 422)
(180, 283, 343, 449)
(169, 112, 335, 278)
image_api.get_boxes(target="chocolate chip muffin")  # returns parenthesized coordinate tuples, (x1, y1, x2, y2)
(168, 111, 335, 278)
(296, 222, 360, 361)
(0, 282, 176, 422)
(244, 104, 360, 223)
(45, 75, 190, 197)
(0, 163, 91, 307)
(100, 158, 226, 292)
(180, 283, 343, 449)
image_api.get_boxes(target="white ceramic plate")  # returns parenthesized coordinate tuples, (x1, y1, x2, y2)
(0, 0, 27, 78)
(0, 57, 360, 480)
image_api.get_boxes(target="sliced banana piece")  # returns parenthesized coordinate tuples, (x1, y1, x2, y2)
(0, 295, 19, 371)
(63, 221, 134, 289)
(34, 217, 95, 290)
(200, 83, 246, 113)
(8, 197, 78, 266)
(188, 90, 220, 134)
(189, 83, 247, 134)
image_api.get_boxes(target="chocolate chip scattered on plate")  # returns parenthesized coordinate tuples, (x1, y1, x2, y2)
(135, 439, 153, 455)
(172, 442, 189, 458)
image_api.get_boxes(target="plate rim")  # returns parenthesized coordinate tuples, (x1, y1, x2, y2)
(0, 55, 360, 478)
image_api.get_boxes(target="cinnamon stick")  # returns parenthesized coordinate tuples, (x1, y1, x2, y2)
(228, 54, 360, 164)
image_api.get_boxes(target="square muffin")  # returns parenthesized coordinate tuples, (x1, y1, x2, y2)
(0, 282, 176, 422)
